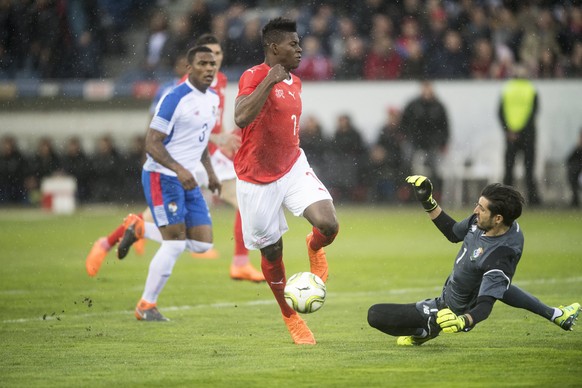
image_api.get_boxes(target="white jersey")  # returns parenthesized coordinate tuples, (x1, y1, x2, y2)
(144, 79, 219, 176)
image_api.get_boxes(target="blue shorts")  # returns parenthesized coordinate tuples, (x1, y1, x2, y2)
(142, 170, 212, 228)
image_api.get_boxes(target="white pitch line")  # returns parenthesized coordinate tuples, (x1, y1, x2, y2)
(2, 277, 581, 324)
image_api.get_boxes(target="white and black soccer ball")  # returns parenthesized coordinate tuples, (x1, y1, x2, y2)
(284, 272, 326, 314)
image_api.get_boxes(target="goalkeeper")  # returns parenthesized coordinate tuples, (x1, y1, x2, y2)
(367, 175, 580, 346)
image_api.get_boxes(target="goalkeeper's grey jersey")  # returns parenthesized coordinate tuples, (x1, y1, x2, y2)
(441, 214, 524, 314)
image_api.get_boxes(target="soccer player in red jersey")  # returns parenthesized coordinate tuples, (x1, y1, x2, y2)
(234, 17, 339, 345)
(86, 34, 264, 283)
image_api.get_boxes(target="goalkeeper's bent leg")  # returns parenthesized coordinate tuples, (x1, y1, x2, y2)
(368, 303, 429, 337)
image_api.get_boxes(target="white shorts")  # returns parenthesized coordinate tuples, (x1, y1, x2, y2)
(236, 149, 332, 250)
(192, 149, 236, 189)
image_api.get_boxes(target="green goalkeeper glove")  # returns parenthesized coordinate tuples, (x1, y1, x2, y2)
(436, 308, 468, 333)
(405, 175, 438, 212)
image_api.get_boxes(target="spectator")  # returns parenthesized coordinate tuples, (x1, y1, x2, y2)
(462, 5, 491, 49)
(401, 81, 449, 194)
(0, 135, 29, 204)
(400, 39, 426, 80)
(294, 35, 333, 81)
(139, 8, 173, 81)
(395, 16, 422, 60)
(426, 29, 470, 79)
(28, 0, 67, 79)
(537, 48, 563, 79)
(329, 16, 358, 68)
(164, 15, 195, 68)
(189, 0, 212, 39)
(224, 16, 262, 78)
(470, 37, 497, 79)
(519, 8, 560, 77)
(334, 36, 366, 80)
(327, 114, 368, 202)
(66, 0, 103, 79)
(299, 115, 329, 178)
(498, 66, 542, 205)
(27, 136, 62, 204)
(61, 136, 92, 203)
(91, 134, 123, 203)
(565, 41, 582, 78)
(364, 36, 402, 80)
(490, 7, 521, 63)
(367, 107, 408, 203)
(567, 128, 582, 208)
(121, 134, 146, 203)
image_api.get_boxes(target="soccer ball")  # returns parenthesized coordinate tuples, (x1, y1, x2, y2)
(284, 272, 326, 314)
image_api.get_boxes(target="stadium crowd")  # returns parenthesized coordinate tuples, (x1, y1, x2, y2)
(0, 0, 581, 81)
(0, 109, 415, 206)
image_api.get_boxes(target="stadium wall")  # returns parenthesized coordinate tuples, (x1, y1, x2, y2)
(1, 80, 581, 203)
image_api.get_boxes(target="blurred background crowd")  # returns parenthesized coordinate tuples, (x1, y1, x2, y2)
(0, 0, 581, 82)
(1, 0, 582, 209)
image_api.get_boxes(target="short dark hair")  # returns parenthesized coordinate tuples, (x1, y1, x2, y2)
(262, 17, 297, 47)
(481, 183, 525, 226)
(195, 33, 220, 46)
(187, 45, 213, 63)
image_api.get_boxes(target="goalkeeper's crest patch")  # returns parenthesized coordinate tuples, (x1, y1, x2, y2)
(471, 247, 484, 260)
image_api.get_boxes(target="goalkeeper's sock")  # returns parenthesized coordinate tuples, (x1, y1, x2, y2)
(550, 307, 563, 322)
(261, 255, 295, 317)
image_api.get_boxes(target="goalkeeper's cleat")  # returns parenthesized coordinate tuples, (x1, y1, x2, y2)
(396, 335, 435, 346)
(306, 232, 328, 282)
(85, 237, 109, 277)
(190, 248, 220, 260)
(117, 214, 144, 259)
(135, 299, 169, 322)
(283, 313, 316, 345)
(133, 238, 146, 256)
(230, 262, 265, 282)
(554, 303, 581, 331)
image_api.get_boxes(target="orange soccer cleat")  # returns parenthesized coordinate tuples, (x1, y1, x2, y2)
(133, 237, 146, 256)
(85, 237, 109, 277)
(230, 262, 265, 282)
(306, 232, 328, 282)
(283, 313, 316, 345)
(117, 214, 144, 259)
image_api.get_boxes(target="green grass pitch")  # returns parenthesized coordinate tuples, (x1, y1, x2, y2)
(1, 204, 581, 387)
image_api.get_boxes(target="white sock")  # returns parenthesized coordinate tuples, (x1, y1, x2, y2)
(141, 240, 186, 303)
(185, 239, 213, 253)
(144, 222, 162, 243)
(550, 307, 562, 322)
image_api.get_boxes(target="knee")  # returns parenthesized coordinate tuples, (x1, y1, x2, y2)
(321, 219, 339, 237)
(261, 240, 283, 261)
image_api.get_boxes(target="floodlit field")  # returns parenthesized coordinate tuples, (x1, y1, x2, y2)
(1, 204, 581, 387)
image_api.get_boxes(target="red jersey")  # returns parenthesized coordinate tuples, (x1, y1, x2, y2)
(179, 72, 227, 155)
(234, 63, 302, 184)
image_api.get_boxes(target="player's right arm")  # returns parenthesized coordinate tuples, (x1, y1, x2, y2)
(145, 127, 196, 190)
(234, 64, 289, 128)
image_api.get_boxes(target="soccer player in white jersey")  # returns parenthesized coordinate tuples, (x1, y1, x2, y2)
(133, 45, 221, 321)
(85, 36, 264, 283)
